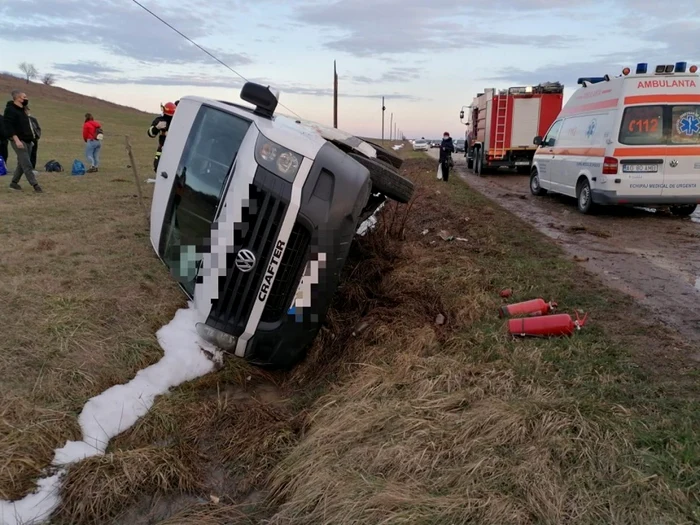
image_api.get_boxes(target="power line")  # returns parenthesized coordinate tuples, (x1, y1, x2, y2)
(129, 0, 302, 119)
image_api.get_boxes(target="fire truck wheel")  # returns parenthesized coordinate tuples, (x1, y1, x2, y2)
(475, 149, 483, 177)
(576, 178, 596, 214)
(348, 153, 414, 204)
(669, 204, 697, 217)
(467, 156, 474, 170)
(529, 169, 546, 196)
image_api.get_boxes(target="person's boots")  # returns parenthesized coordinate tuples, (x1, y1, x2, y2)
(9, 182, 21, 190)
(33, 184, 43, 193)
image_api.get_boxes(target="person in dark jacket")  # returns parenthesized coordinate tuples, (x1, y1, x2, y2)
(3, 90, 42, 192)
(147, 101, 177, 172)
(26, 107, 41, 169)
(0, 113, 8, 164)
(439, 131, 455, 182)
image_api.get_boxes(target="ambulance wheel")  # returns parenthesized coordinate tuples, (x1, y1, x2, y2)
(669, 204, 697, 217)
(529, 169, 546, 196)
(576, 178, 596, 214)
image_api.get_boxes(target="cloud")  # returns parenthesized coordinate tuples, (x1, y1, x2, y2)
(0, 0, 253, 66)
(350, 67, 422, 84)
(59, 70, 422, 101)
(54, 61, 122, 75)
(293, 0, 578, 56)
(485, 20, 700, 86)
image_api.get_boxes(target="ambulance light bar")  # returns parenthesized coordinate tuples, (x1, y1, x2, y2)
(576, 76, 606, 85)
(621, 62, 697, 76)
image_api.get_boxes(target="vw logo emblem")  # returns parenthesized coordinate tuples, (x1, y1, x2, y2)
(235, 249, 257, 273)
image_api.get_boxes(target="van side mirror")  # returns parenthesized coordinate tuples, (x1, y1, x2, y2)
(546, 137, 556, 147)
(459, 110, 465, 120)
(533, 135, 543, 146)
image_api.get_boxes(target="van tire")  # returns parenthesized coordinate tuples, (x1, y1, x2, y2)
(576, 178, 596, 214)
(348, 153, 414, 204)
(530, 169, 546, 196)
(363, 140, 404, 170)
(669, 204, 697, 217)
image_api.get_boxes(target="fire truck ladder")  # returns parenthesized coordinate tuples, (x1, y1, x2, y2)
(493, 93, 509, 159)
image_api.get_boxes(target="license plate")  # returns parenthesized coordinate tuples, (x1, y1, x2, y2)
(623, 164, 658, 173)
(515, 161, 530, 166)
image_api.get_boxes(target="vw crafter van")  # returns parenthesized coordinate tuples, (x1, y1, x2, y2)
(530, 61, 700, 215)
(149, 82, 413, 369)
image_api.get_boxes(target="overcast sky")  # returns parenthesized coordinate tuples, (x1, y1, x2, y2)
(1, 0, 699, 139)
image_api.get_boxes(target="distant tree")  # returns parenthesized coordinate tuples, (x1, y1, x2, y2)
(42, 73, 56, 86)
(19, 62, 38, 84)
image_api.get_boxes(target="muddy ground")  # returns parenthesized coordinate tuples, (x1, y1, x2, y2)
(428, 149, 700, 355)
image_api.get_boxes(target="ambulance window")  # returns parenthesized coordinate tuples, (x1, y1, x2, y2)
(619, 105, 664, 145)
(543, 120, 563, 145)
(670, 106, 700, 145)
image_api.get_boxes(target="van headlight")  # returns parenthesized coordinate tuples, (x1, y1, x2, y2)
(255, 133, 303, 181)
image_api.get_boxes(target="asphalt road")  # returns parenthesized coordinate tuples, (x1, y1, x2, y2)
(428, 148, 700, 350)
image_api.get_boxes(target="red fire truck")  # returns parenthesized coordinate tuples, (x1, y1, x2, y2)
(460, 82, 564, 175)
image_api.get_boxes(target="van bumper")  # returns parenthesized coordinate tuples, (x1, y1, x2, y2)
(592, 190, 700, 207)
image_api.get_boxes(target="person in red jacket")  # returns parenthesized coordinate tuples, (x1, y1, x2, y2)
(82, 113, 103, 173)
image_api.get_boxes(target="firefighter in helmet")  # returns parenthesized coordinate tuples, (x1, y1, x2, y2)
(147, 101, 177, 172)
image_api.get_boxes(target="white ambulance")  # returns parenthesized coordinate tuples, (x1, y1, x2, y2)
(530, 61, 700, 216)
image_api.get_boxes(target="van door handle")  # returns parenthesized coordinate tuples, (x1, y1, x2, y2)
(160, 171, 168, 179)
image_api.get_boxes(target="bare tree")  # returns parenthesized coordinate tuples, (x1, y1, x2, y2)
(42, 73, 56, 86)
(18, 62, 38, 84)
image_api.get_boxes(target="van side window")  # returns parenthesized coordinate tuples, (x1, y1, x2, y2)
(619, 105, 664, 145)
(670, 106, 700, 145)
(543, 120, 563, 146)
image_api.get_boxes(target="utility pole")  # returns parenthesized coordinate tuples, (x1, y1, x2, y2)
(333, 60, 338, 128)
(381, 97, 385, 142)
(390, 112, 393, 141)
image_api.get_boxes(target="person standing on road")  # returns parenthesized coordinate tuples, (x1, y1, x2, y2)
(3, 90, 42, 192)
(26, 106, 41, 169)
(83, 113, 103, 173)
(439, 131, 455, 182)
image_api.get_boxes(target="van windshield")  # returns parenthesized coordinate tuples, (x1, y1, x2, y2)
(619, 104, 700, 145)
(158, 105, 252, 297)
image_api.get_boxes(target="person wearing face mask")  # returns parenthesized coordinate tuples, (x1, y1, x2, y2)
(439, 131, 455, 182)
(3, 90, 42, 192)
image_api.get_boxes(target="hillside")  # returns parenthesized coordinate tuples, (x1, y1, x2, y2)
(0, 74, 156, 176)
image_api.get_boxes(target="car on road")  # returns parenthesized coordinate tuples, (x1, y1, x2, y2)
(453, 139, 465, 153)
(412, 139, 429, 151)
(430, 141, 440, 148)
(150, 82, 414, 369)
(531, 61, 700, 216)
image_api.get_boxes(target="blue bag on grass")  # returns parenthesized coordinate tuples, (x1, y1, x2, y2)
(0, 156, 7, 176)
(71, 159, 86, 176)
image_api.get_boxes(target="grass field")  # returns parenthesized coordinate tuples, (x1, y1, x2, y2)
(1, 76, 698, 524)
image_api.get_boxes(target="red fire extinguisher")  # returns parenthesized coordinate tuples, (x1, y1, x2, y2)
(508, 311, 588, 337)
(499, 298, 557, 318)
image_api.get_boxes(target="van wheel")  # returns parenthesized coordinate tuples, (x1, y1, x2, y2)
(669, 204, 697, 217)
(348, 153, 414, 204)
(530, 169, 546, 196)
(576, 178, 596, 214)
